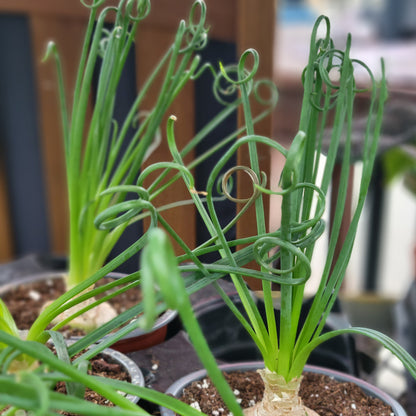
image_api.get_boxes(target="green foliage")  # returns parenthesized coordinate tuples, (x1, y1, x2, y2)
(141, 228, 243, 416)
(47, 0, 277, 289)
(0, 0, 275, 401)
(132, 11, 416, 392)
(1, 0, 416, 414)
(382, 145, 416, 195)
(0, 330, 196, 415)
(15, 0, 277, 344)
(0, 299, 18, 342)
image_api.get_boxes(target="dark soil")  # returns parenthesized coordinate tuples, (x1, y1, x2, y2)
(179, 370, 395, 416)
(0, 278, 400, 415)
(55, 353, 131, 414)
(0, 351, 132, 415)
(1, 275, 141, 335)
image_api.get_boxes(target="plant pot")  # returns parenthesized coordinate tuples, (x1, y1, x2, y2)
(160, 362, 407, 416)
(45, 337, 144, 405)
(192, 295, 262, 363)
(0, 272, 178, 353)
(339, 293, 398, 337)
(98, 347, 145, 404)
(103, 272, 179, 353)
(108, 308, 178, 353)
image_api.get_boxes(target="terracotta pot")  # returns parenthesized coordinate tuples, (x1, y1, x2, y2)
(0, 272, 178, 353)
(160, 362, 407, 416)
(104, 272, 178, 353)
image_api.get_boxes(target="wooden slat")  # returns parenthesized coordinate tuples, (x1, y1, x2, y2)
(0, 160, 14, 262)
(136, 25, 196, 254)
(1, 0, 276, 263)
(142, 0, 236, 42)
(236, 0, 276, 290)
(0, 0, 112, 18)
(30, 15, 88, 255)
(0, 0, 236, 42)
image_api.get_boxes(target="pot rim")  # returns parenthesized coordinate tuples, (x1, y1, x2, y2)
(0, 271, 68, 295)
(102, 346, 144, 404)
(106, 272, 177, 337)
(162, 361, 406, 416)
(45, 338, 144, 404)
(0, 271, 177, 340)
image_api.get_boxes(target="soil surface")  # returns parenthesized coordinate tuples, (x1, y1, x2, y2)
(0, 277, 401, 415)
(1, 275, 141, 335)
(179, 370, 395, 416)
(55, 352, 131, 413)
(0, 352, 132, 415)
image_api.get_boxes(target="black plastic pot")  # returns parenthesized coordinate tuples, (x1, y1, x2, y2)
(192, 294, 358, 375)
(160, 362, 407, 416)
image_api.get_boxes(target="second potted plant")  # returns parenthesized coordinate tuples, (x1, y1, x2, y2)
(137, 13, 416, 416)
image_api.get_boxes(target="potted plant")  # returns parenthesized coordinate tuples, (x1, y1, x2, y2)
(1, 1, 416, 414)
(0, 0, 277, 410)
(0, 326, 216, 415)
(0, 0, 275, 340)
(0, 225, 411, 415)
(0, 330, 150, 414)
(49, 0, 273, 294)
(17, 0, 205, 333)
(0, 287, 149, 412)
(135, 14, 416, 416)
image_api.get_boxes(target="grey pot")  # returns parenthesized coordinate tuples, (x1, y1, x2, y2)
(46, 338, 144, 404)
(161, 362, 407, 416)
(101, 347, 144, 404)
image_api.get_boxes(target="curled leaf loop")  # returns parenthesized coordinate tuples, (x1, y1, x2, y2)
(80, 0, 108, 8)
(253, 237, 311, 286)
(221, 166, 263, 203)
(126, 0, 151, 21)
(180, 0, 208, 53)
(351, 58, 376, 93)
(94, 186, 156, 230)
(253, 79, 279, 109)
(220, 48, 259, 86)
(212, 65, 242, 106)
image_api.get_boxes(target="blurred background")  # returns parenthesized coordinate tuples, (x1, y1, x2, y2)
(273, 0, 416, 299)
(272, 0, 416, 404)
